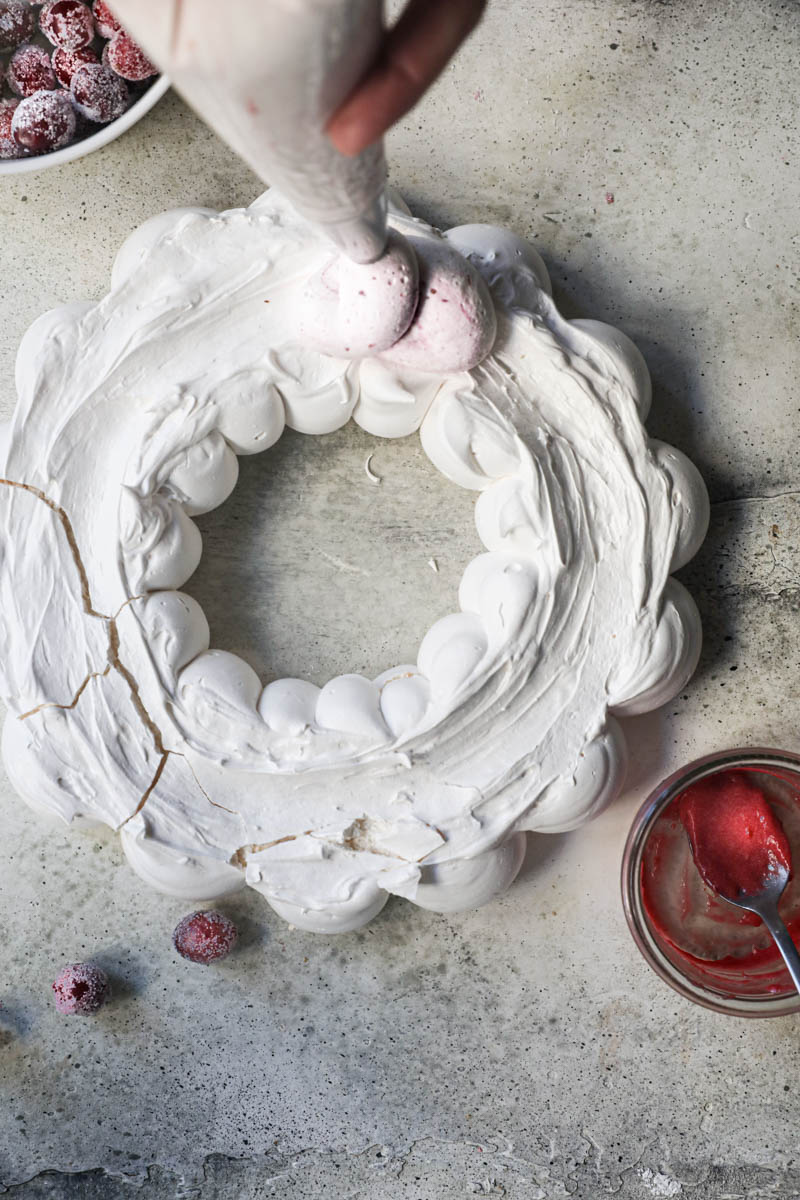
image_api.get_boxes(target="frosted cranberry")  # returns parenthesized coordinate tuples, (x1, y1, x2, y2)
(40, 0, 94, 49)
(0, 0, 35, 50)
(70, 62, 127, 122)
(52, 43, 97, 87)
(91, 0, 118, 37)
(52, 962, 110, 1014)
(12, 89, 75, 152)
(0, 98, 22, 158)
(105, 30, 156, 81)
(8, 44, 57, 96)
(172, 910, 238, 964)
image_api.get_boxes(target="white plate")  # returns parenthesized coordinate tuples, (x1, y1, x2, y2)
(0, 74, 170, 175)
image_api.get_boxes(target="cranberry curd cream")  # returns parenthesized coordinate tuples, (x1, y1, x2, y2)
(643, 767, 800, 995)
(680, 770, 792, 899)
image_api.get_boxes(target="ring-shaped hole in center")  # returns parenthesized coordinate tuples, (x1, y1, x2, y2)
(185, 421, 480, 686)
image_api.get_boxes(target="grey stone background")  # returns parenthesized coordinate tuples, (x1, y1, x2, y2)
(2, 0, 800, 1195)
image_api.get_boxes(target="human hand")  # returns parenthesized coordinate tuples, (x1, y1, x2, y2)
(326, 0, 487, 157)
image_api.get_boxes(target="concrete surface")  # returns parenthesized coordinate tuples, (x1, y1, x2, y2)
(2, 0, 800, 1195)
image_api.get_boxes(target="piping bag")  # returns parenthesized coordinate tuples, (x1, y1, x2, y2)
(110, 0, 389, 262)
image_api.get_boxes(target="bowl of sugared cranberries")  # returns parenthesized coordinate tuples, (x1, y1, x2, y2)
(0, 0, 168, 174)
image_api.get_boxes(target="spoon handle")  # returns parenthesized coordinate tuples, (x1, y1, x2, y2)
(760, 908, 800, 996)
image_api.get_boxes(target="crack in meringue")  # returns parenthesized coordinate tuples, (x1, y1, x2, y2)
(231, 833, 311, 869)
(17, 665, 112, 722)
(0, 478, 109, 620)
(118, 751, 169, 829)
(170, 751, 240, 817)
(0, 480, 181, 836)
(107, 622, 167, 756)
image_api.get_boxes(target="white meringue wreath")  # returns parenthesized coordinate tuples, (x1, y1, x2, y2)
(0, 190, 708, 931)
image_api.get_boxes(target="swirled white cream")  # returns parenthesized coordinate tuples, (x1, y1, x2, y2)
(0, 189, 709, 932)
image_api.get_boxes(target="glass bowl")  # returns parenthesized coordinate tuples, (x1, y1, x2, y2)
(621, 747, 800, 1017)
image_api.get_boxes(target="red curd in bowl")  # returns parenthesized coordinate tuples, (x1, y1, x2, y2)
(622, 749, 800, 1016)
(677, 771, 791, 899)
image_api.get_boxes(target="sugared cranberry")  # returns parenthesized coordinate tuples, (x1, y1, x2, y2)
(91, 0, 118, 38)
(70, 62, 127, 122)
(52, 43, 97, 87)
(8, 44, 57, 96)
(12, 88, 75, 152)
(105, 30, 156, 81)
(0, 98, 22, 159)
(52, 962, 110, 1014)
(0, 0, 35, 50)
(40, 0, 94, 49)
(172, 910, 238, 964)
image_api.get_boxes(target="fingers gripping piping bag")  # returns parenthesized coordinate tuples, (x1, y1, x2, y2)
(111, 0, 389, 262)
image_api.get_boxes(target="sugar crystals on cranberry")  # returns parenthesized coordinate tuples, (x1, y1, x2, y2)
(40, 0, 95, 50)
(12, 88, 76, 153)
(91, 0, 119, 38)
(0, 97, 21, 158)
(52, 962, 110, 1015)
(8, 44, 58, 97)
(0, 0, 36, 51)
(52, 44, 98, 88)
(70, 62, 128, 122)
(172, 911, 239, 965)
(104, 30, 156, 82)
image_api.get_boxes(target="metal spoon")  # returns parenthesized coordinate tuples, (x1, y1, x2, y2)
(717, 865, 800, 995)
